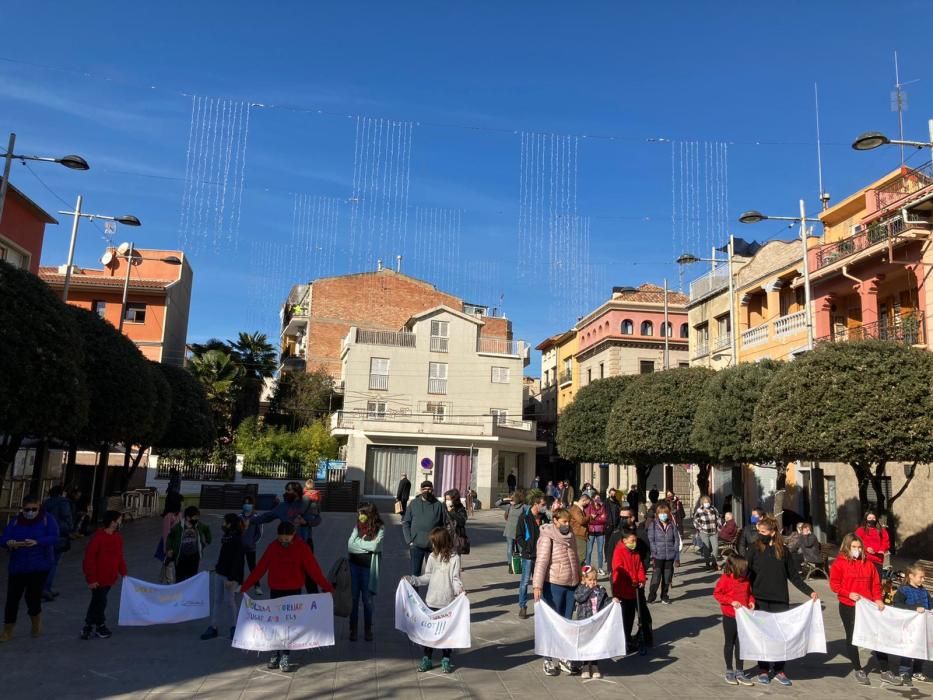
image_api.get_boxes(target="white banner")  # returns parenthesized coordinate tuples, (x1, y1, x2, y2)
(736, 600, 826, 662)
(232, 593, 335, 651)
(394, 580, 471, 649)
(852, 599, 932, 661)
(534, 598, 627, 660)
(118, 572, 210, 626)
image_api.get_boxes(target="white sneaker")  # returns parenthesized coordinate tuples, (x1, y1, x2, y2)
(580, 664, 591, 679)
(591, 663, 602, 679)
(558, 659, 575, 675)
(543, 660, 560, 676)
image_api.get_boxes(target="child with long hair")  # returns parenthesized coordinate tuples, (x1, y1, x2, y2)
(200, 513, 245, 641)
(573, 565, 615, 678)
(405, 527, 464, 674)
(713, 552, 755, 686)
(347, 502, 384, 641)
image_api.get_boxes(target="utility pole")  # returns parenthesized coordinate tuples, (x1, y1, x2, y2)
(663, 278, 670, 370)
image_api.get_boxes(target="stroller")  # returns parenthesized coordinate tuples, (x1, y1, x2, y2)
(633, 588, 653, 655)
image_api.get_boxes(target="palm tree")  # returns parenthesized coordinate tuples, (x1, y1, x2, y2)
(227, 331, 277, 424)
(188, 349, 242, 435)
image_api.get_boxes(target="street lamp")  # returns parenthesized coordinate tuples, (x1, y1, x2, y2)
(0, 132, 89, 224)
(739, 201, 822, 351)
(113, 243, 181, 333)
(677, 237, 738, 364)
(57, 198, 141, 302)
(851, 120, 933, 166)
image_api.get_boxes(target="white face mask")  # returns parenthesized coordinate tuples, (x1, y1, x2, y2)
(850, 547, 862, 558)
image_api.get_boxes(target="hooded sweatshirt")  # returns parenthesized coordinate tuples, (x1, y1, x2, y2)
(829, 555, 880, 607)
(611, 543, 646, 599)
(713, 573, 754, 617)
(241, 538, 334, 593)
(533, 523, 580, 590)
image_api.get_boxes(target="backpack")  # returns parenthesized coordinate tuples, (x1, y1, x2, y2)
(179, 526, 200, 558)
(328, 557, 352, 617)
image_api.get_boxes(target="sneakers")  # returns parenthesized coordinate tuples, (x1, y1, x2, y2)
(660, 597, 672, 605)
(646, 595, 657, 604)
(591, 663, 602, 680)
(519, 607, 528, 619)
(725, 671, 739, 686)
(597, 569, 607, 577)
(94, 625, 112, 639)
(914, 673, 931, 683)
(736, 672, 755, 686)
(200, 625, 218, 640)
(80, 625, 92, 641)
(543, 659, 560, 676)
(757, 673, 771, 685)
(418, 656, 433, 673)
(441, 657, 454, 674)
(279, 653, 293, 672)
(581, 664, 592, 680)
(774, 672, 792, 687)
(558, 659, 577, 675)
(854, 670, 870, 685)
(900, 673, 913, 687)
(267, 653, 280, 670)
(880, 671, 903, 686)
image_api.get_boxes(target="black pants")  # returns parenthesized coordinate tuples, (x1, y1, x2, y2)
(245, 550, 257, 573)
(838, 602, 889, 672)
(649, 559, 675, 600)
(85, 586, 111, 626)
(621, 597, 637, 642)
(175, 554, 200, 582)
(4, 571, 46, 623)
(722, 616, 742, 670)
(423, 602, 451, 659)
(270, 588, 302, 657)
(756, 600, 787, 674)
(399, 498, 408, 515)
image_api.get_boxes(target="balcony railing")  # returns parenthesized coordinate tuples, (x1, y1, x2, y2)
(156, 458, 235, 482)
(428, 378, 448, 394)
(874, 161, 933, 213)
(712, 332, 732, 351)
(741, 323, 769, 348)
(814, 216, 906, 271)
(773, 310, 807, 337)
(477, 337, 527, 356)
(368, 373, 389, 390)
(692, 342, 709, 358)
(818, 311, 925, 346)
(430, 336, 449, 352)
(331, 410, 534, 433)
(688, 266, 730, 301)
(355, 328, 416, 347)
(558, 370, 573, 386)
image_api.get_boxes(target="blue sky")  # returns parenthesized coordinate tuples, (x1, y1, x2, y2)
(4, 1, 932, 371)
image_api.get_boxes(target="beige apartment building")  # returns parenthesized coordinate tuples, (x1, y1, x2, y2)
(331, 305, 541, 508)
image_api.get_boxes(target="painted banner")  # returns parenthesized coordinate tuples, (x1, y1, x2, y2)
(736, 599, 827, 661)
(534, 598, 626, 660)
(118, 572, 210, 626)
(232, 593, 334, 651)
(394, 580, 471, 649)
(852, 599, 932, 661)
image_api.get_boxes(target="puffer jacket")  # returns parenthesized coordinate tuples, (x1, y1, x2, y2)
(830, 555, 880, 607)
(533, 523, 580, 590)
(646, 519, 682, 561)
(585, 503, 608, 535)
(1, 512, 59, 574)
(574, 583, 611, 619)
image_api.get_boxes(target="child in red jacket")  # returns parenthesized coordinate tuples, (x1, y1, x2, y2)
(829, 532, 901, 687)
(81, 510, 127, 640)
(713, 552, 755, 686)
(611, 531, 646, 648)
(240, 522, 334, 673)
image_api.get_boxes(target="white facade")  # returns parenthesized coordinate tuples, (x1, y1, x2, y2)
(332, 306, 542, 507)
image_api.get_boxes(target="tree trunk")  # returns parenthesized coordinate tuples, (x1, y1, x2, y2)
(853, 463, 871, 514)
(636, 463, 654, 499)
(695, 462, 711, 498)
(29, 439, 48, 497)
(92, 444, 111, 523)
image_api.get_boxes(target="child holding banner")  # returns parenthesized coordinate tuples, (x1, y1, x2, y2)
(573, 566, 614, 678)
(347, 502, 384, 642)
(81, 510, 127, 640)
(610, 530, 646, 654)
(241, 522, 334, 672)
(713, 552, 756, 686)
(405, 527, 464, 674)
(201, 513, 245, 641)
(892, 563, 932, 684)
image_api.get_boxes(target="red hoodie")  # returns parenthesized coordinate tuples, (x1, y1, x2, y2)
(241, 537, 334, 593)
(713, 573, 755, 617)
(854, 526, 889, 566)
(611, 544, 646, 600)
(830, 555, 880, 607)
(83, 529, 128, 587)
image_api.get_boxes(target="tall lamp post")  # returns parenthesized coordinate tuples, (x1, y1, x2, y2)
(677, 234, 738, 365)
(57, 200, 140, 302)
(738, 203, 822, 351)
(112, 244, 182, 333)
(0, 132, 89, 223)
(851, 121, 933, 161)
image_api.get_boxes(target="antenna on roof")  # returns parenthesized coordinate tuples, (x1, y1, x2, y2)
(814, 83, 830, 211)
(892, 51, 920, 167)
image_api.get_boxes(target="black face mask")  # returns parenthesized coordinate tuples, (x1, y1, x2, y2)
(759, 533, 772, 543)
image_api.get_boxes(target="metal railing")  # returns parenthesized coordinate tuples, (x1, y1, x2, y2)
(741, 323, 769, 348)
(874, 161, 933, 213)
(355, 328, 416, 347)
(712, 332, 732, 351)
(559, 370, 573, 385)
(814, 216, 906, 271)
(428, 378, 448, 394)
(156, 458, 235, 482)
(331, 410, 534, 432)
(693, 342, 709, 358)
(430, 336, 449, 352)
(818, 311, 925, 346)
(689, 266, 730, 301)
(773, 310, 807, 337)
(368, 373, 389, 390)
(242, 461, 308, 480)
(477, 337, 526, 356)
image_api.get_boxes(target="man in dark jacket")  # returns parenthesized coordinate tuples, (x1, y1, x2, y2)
(514, 495, 545, 618)
(396, 474, 411, 516)
(626, 486, 640, 515)
(401, 480, 446, 576)
(42, 485, 74, 601)
(507, 471, 517, 494)
(736, 508, 765, 557)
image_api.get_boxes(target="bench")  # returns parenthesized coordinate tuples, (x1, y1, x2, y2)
(802, 543, 835, 581)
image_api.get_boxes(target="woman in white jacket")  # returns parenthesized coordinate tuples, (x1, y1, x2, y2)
(405, 527, 465, 673)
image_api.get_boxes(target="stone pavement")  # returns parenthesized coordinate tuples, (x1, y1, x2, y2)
(0, 506, 929, 699)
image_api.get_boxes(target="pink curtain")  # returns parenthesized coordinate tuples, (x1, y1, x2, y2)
(436, 449, 471, 497)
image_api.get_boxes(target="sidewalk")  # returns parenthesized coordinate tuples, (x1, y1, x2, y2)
(0, 506, 927, 699)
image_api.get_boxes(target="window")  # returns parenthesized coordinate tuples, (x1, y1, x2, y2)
(716, 314, 731, 336)
(92, 300, 106, 319)
(427, 401, 447, 423)
(678, 362, 689, 368)
(560, 358, 572, 384)
(0, 242, 28, 270)
(490, 408, 509, 425)
(599, 362, 604, 379)
(123, 303, 146, 324)
(621, 319, 634, 335)
(639, 360, 655, 374)
(586, 368, 592, 385)
(366, 400, 386, 419)
(428, 362, 448, 394)
(640, 320, 653, 336)
(544, 369, 550, 386)
(696, 323, 709, 346)
(369, 357, 389, 390)
(364, 445, 417, 497)
(660, 322, 672, 337)
(430, 320, 449, 352)
(680, 323, 689, 339)
(491, 366, 510, 384)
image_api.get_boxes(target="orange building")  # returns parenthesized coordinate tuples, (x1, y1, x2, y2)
(39, 248, 193, 366)
(0, 183, 57, 274)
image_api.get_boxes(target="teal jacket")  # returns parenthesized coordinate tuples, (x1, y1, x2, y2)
(347, 526, 384, 595)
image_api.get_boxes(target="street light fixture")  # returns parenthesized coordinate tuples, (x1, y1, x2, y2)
(851, 129, 933, 151)
(113, 244, 181, 333)
(738, 210, 768, 224)
(0, 131, 89, 225)
(57, 197, 142, 302)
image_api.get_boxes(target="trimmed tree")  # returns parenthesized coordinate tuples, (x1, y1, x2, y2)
(753, 340, 933, 545)
(120, 361, 173, 487)
(157, 364, 214, 450)
(606, 367, 715, 495)
(268, 369, 337, 428)
(556, 376, 634, 463)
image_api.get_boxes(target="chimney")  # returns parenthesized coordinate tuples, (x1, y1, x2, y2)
(377, 259, 383, 272)
(396, 255, 402, 272)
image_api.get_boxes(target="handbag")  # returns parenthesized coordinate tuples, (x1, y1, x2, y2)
(394, 500, 403, 515)
(509, 553, 523, 574)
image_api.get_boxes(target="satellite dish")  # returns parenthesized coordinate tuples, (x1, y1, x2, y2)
(116, 242, 132, 255)
(100, 250, 115, 267)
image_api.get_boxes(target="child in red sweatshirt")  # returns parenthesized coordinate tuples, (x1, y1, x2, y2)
(713, 552, 755, 686)
(240, 522, 334, 673)
(81, 510, 128, 640)
(611, 530, 646, 648)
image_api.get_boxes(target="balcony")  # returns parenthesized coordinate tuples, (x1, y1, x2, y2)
(692, 342, 709, 359)
(817, 311, 925, 347)
(280, 351, 305, 372)
(814, 216, 908, 272)
(558, 370, 573, 386)
(281, 307, 308, 337)
(356, 328, 416, 347)
(712, 332, 732, 352)
(330, 411, 536, 439)
(874, 161, 933, 213)
(368, 373, 389, 391)
(430, 336, 449, 352)
(428, 378, 448, 394)
(477, 337, 528, 357)
(741, 323, 769, 348)
(689, 266, 730, 302)
(773, 310, 807, 338)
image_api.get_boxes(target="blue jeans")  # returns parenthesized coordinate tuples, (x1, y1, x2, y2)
(586, 534, 605, 569)
(349, 562, 373, 628)
(518, 558, 534, 609)
(506, 537, 515, 564)
(543, 581, 575, 620)
(410, 546, 430, 576)
(43, 550, 62, 593)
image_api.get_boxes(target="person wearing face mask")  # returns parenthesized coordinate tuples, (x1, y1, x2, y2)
(241, 522, 334, 673)
(854, 511, 890, 578)
(584, 495, 608, 575)
(611, 530, 647, 650)
(201, 513, 245, 641)
(665, 490, 685, 533)
(693, 497, 723, 571)
(533, 509, 581, 676)
(166, 506, 212, 583)
(80, 510, 126, 641)
(347, 502, 384, 642)
(830, 533, 901, 687)
(646, 503, 681, 604)
(402, 480, 446, 576)
(1, 495, 59, 643)
(255, 482, 322, 592)
(606, 506, 650, 570)
(515, 495, 546, 619)
(737, 508, 765, 557)
(444, 489, 468, 553)
(239, 496, 263, 594)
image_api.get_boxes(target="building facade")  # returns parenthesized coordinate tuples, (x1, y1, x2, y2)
(39, 248, 193, 366)
(0, 183, 57, 274)
(331, 305, 539, 508)
(687, 263, 746, 369)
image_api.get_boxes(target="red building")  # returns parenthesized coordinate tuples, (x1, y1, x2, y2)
(0, 183, 57, 274)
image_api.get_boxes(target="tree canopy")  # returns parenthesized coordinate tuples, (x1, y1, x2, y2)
(268, 369, 336, 428)
(157, 364, 215, 450)
(556, 375, 634, 463)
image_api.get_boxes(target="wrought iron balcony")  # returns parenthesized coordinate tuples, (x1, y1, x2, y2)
(817, 311, 925, 346)
(814, 216, 905, 271)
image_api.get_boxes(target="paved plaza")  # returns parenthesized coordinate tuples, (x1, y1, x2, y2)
(1, 507, 928, 699)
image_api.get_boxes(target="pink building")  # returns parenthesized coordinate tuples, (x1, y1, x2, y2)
(0, 183, 57, 274)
